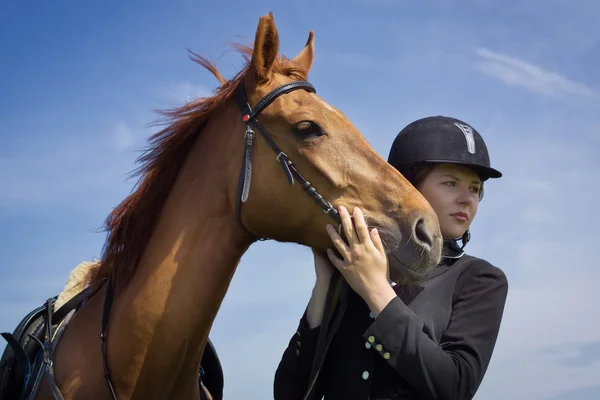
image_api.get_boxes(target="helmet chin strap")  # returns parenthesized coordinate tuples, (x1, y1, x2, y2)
(443, 229, 470, 258)
(461, 229, 471, 249)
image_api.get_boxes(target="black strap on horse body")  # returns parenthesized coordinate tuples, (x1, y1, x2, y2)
(34, 298, 65, 400)
(100, 276, 118, 400)
(233, 80, 341, 241)
(1, 277, 108, 400)
(0, 332, 31, 396)
(51, 278, 108, 325)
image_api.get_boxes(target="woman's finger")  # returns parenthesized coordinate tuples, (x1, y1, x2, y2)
(326, 248, 345, 269)
(371, 228, 386, 256)
(339, 206, 358, 246)
(353, 207, 371, 244)
(326, 224, 350, 258)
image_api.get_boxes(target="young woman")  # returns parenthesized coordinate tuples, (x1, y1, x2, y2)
(274, 115, 509, 400)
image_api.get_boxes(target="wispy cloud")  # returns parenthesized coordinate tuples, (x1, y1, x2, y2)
(164, 81, 212, 105)
(474, 48, 595, 99)
(551, 342, 600, 368)
(112, 122, 135, 151)
(480, 278, 600, 399)
(0, 137, 136, 206)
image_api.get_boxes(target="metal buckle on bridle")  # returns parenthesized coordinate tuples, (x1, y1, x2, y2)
(275, 151, 287, 161)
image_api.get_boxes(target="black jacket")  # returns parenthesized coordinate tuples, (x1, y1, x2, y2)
(273, 253, 508, 400)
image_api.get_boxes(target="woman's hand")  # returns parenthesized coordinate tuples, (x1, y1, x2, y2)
(313, 248, 334, 287)
(325, 206, 397, 317)
(305, 249, 334, 328)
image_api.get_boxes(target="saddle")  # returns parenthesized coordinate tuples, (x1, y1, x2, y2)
(0, 290, 224, 400)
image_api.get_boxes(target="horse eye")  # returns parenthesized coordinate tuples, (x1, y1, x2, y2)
(295, 121, 324, 137)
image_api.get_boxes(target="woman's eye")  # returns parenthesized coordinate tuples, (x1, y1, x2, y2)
(470, 186, 481, 194)
(295, 121, 324, 137)
(443, 181, 456, 187)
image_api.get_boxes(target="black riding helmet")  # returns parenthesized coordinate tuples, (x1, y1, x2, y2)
(387, 115, 502, 182)
(387, 115, 502, 251)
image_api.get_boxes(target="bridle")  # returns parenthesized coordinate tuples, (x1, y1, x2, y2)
(38, 79, 346, 400)
(233, 79, 342, 240)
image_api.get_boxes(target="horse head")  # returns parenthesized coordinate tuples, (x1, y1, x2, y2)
(228, 13, 442, 282)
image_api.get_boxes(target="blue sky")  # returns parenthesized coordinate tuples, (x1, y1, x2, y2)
(1, 1, 599, 399)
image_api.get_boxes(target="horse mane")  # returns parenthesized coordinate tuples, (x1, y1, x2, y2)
(88, 43, 308, 288)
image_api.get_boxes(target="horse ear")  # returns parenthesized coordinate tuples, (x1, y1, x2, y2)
(251, 12, 279, 84)
(292, 31, 315, 74)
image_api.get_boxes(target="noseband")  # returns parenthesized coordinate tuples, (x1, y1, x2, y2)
(233, 80, 342, 240)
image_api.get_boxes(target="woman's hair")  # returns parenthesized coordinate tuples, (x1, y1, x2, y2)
(410, 163, 435, 189)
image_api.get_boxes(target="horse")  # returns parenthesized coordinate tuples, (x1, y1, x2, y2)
(0, 12, 442, 400)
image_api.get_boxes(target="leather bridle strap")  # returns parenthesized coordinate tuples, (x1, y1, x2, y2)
(233, 80, 341, 241)
(100, 276, 118, 400)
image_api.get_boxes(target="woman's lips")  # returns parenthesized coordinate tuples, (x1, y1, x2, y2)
(451, 212, 468, 222)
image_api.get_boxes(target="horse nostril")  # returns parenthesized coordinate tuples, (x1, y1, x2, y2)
(414, 218, 434, 249)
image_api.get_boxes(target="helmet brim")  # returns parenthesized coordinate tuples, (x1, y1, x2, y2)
(420, 159, 503, 181)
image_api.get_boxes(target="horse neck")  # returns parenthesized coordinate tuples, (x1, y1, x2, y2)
(109, 102, 252, 396)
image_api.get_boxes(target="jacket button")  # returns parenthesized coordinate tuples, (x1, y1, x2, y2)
(375, 344, 382, 352)
(383, 352, 391, 359)
(362, 371, 370, 380)
(365, 342, 372, 349)
(367, 336, 375, 343)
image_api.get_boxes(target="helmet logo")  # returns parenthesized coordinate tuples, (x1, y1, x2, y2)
(454, 123, 476, 154)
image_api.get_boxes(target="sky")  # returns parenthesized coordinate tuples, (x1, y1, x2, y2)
(1, 1, 599, 399)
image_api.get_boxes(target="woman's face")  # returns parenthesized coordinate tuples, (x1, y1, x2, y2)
(416, 164, 482, 239)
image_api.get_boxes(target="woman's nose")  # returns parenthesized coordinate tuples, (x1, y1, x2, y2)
(457, 186, 473, 204)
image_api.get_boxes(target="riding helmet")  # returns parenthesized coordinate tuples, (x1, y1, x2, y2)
(387, 115, 502, 181)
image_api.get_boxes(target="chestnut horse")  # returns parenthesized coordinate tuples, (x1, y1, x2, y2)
(5, 12, 442, 400)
